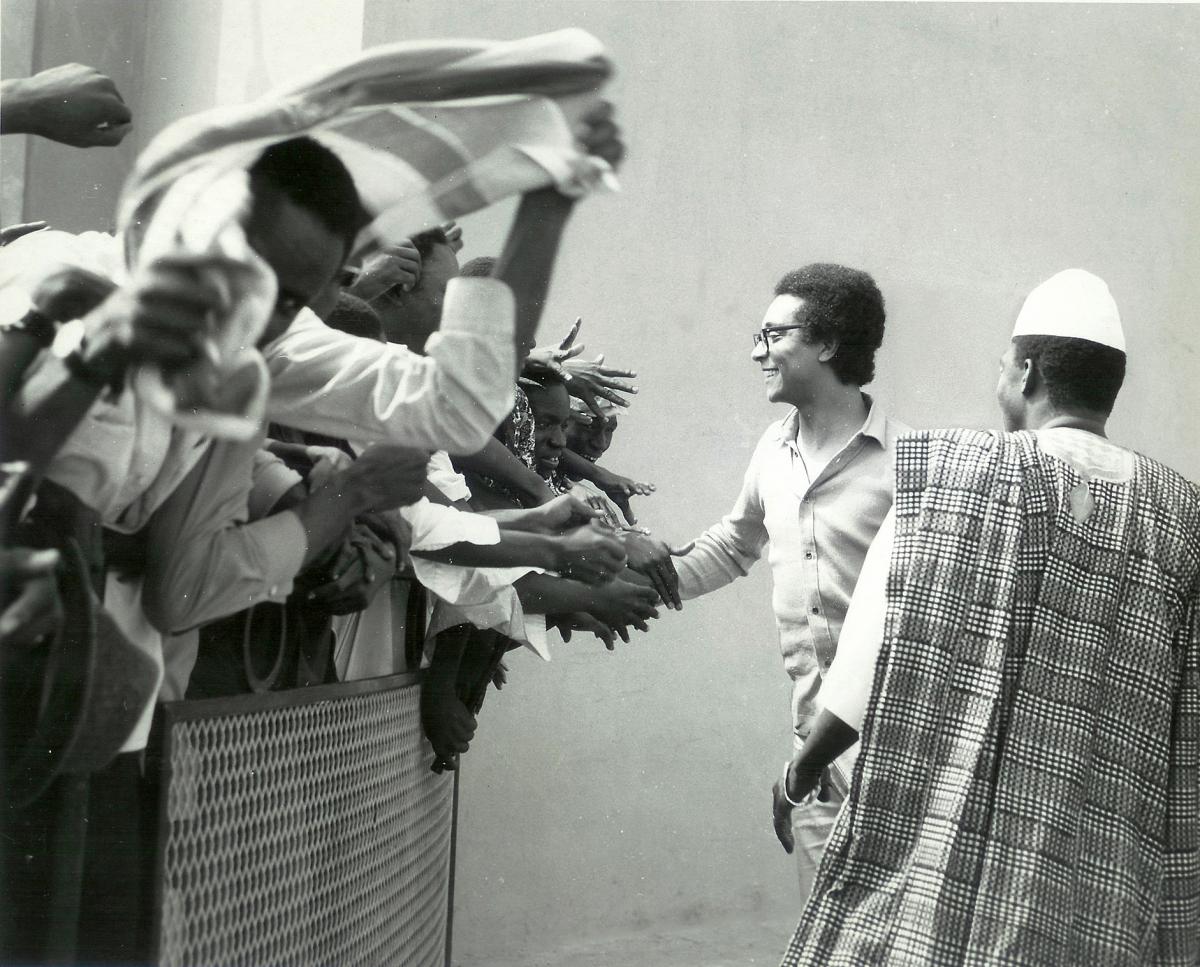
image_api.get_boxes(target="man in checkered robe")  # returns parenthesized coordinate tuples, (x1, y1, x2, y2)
(775, 270, 1199, 966)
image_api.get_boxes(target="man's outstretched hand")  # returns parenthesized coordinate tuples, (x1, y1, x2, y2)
(623, 535, 695, 610)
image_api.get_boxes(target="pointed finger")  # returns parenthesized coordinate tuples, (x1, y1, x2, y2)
(559, 317, 583, 350)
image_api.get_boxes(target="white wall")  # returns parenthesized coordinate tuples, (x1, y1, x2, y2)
(361, 3, 1200, 962)
(8, 0, 364, 232)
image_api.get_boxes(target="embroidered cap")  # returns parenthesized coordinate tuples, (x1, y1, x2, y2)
(1012, 269, 1125, 352)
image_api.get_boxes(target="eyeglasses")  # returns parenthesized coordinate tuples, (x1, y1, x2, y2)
(752, 324, 805, 348)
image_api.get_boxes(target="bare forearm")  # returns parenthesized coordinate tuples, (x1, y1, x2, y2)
(514, 572, 593, 615)
(453, 436, 552, 506)
(558, 448, 597, 483)
(1, 358, 106, 472)
(494, 189, 574, 372)
(0, 79, 37, 134)
(289, 483, 367, 567)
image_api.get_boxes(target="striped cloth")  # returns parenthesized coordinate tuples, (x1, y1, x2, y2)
(118, 27, 615, 254)
(109, 28, 614, 438)
(781, 428, 1200, 966)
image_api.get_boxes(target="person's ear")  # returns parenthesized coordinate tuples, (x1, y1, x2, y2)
(817, 341, 839, 364)
(1019, 357, 1037, 397)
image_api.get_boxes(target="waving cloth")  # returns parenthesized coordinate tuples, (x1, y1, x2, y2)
(782, 429, 1200, 967)
(116, 27, 614, 439)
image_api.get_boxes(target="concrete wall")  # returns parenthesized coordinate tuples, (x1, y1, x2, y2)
(361, 2, 1200, 962)
(3, 0, 364, 231)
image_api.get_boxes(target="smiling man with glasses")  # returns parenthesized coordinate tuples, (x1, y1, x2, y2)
(671, 262, 910, 899)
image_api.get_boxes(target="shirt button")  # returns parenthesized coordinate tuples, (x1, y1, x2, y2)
(811, 606, 820, 615)
(804, 551, 814, 560)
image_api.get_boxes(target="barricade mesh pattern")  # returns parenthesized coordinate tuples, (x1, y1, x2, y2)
(158, 683, 451, 967)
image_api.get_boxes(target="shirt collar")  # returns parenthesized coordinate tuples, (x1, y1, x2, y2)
(777, 393, 889, 452)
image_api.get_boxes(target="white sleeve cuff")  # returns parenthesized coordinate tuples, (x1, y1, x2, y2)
(252, 510, 310, 603)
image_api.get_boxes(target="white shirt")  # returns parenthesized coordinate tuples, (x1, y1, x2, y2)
(26, 271, 516, 531)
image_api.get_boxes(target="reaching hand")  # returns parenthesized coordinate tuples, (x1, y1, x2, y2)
(341, 445, 429, 512)
(551, 523, 627, 585)
(525, 317, 587, 378)
(305, 524, 396, 615)
(90, 254, 250, 380)
(303, 445, 354, 492)
(0, 220, 48, 247)
(31, 264, 116, 323)
(622, 535, 695, 611)
(526, 492, 602, 534)
(0, 547, 62, 650)
(551, 611, 617, 651)
(589, 465, 656, 526)
(584, 575, 660, 643)
(574, 101, 625, 171)
(561, 353, 637, 418)
(348, 239, 421, 302)
(440, 221, 464, 253)
(3, 64, 132, 147)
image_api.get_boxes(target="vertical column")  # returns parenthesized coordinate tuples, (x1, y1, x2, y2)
(14, 0, 365, 236)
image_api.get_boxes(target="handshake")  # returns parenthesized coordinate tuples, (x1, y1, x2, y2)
(325, 446, 691, 647)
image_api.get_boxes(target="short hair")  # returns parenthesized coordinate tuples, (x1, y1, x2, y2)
(520, 370, 567, 396)
(773, 263, 886, 385)
(459, 256, 496, 279)
(248, 137, 366, 255)
(326, 292, 384, 341)
(409, 227, 449, 261)
(1010, 334, 1126, 415)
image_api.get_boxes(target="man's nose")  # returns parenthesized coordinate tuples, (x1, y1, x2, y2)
(751, 339, 768, 363)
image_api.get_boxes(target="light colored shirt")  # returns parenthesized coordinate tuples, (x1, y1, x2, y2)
(25, 268, 515, 531)
(263, 277, 515, 456)
(148, 430, 309, 704)
(104, 275, 515, 742)
(674, 398, 907, 738)
(819, 427, 1138, 731)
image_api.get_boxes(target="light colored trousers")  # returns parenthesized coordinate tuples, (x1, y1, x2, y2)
(790, 740, 852, 899)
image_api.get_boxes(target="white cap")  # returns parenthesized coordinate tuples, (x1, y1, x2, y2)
(1012, 269, 1125, 352)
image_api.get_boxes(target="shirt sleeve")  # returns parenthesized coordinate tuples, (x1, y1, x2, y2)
(673, 439, 769, 599)
(263, 277, 516, 455)
(820, 508, 894, 731)
(141, 439, 309, 635)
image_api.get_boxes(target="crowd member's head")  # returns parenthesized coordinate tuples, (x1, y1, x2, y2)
(752, 263, 886, 407)
(522, 374, 571, 477)
(326, 292, 385, 342)
(458, 256, 496, 278)
(996, 269, 1126, 432)
(372, 227, 458, 352)
(244, 136, 366, 344)
(567, 400, 618, 462)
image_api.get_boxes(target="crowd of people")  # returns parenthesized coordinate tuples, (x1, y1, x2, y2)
(0, 32, 1197, 967)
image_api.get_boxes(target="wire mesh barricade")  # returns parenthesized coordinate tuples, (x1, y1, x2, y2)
(152, 674, 455, 967)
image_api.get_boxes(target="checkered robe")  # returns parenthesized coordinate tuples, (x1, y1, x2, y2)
(781, 428, 1200, 967)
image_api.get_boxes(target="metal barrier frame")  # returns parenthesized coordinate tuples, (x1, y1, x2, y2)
(150, 673, 458, 967)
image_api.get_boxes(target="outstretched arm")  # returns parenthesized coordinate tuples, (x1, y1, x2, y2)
(672, 446, 769, 600)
